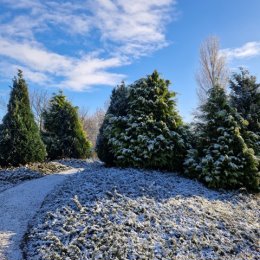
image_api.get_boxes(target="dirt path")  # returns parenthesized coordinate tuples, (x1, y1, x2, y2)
(0, 168, 81, 260)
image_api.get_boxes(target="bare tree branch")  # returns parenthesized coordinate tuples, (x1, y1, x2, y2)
(196, 36, 229, 104)
(30, 89, 50, 130)
(79, 104, 107, 148)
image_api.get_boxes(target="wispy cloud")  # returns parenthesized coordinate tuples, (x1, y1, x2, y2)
(221, 41, 260, 60)
(0, 0, 176, 90)
(89, 0, 174, 57)
(0, 38, 126, 90)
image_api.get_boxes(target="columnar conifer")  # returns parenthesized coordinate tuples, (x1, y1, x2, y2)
(185, 85, 259, 190)
(96, 82, 128, 165)
(0, 70, 46, 166)
(108, 71, 187, 171)
(230, 68, 260, 155)
(42, 91, 92, 159)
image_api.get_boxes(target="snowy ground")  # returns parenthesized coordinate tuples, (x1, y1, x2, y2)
(0, 162, 71, 193)
(23, 162, 259, 260)
(0, 167, 81, 260)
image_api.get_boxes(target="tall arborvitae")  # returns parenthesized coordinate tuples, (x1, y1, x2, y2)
(0, 70, 46, 166)
(96, 82, 129, 165)
(230, 68, 260, 155)
(109, 71, 187, 171)
(42, 91, 92, 160)
(184, 85, 259, 190)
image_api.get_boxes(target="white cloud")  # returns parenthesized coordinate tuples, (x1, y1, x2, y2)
(0, 38, 126, 91)
(89, 0, 173, 56)
(59, 56, 126, 91)
(221, 41, 260, 60)
(0, 38, 72, 73)
(0, 0, 176, 90)
(0, 1, 92, 39)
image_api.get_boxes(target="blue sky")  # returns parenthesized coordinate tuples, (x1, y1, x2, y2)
(0, 0, 260, 122)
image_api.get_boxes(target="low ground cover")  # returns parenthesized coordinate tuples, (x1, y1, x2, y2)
(23, 162, 259, 260)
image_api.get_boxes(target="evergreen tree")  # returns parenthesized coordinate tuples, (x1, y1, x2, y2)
(109, 71, 187, 171)
(96, 82, 129, 165)
(42, 92, 92, 160)
(184, 85, 259, 190)
(0, 70, 46, 166)
(230, 68, 260, 155)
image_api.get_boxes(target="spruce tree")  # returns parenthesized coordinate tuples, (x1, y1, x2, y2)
(42, 91, 92, 160)
(0, 70, 46, 166)
(230, 68, 260, 155)
(184, 85, 259, 190)
(109, 71, 187, 171)
(96, 82, 129, 165)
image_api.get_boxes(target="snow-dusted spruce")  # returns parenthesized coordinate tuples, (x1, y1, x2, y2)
(42, 91, 92, 160)
(96, 82, 129, 166)
(185, 85, 259, 190)
(230, 68, 260, 156)
(23, 162, 259, 260)
(106, 71, 188, 171)
(0, 70, 46, 167)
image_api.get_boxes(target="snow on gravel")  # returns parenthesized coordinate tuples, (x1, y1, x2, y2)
(23, 162, 259, 260)
(0, 168, 81, 260)
(0, 168, 43, 193)
(0, 162, 71, 193)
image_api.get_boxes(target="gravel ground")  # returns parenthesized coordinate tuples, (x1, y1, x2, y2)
(0, 162, 71, 193)
(23, 162, 259, 260)
(0, 167, 81, 260)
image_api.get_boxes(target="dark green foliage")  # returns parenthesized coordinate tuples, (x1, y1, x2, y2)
(42, 92, 92, 160)
(0, 70, 46, 166)
(106, 82, 129, 116)
(107, 71, 187, 171)
(96, 82, 128, 165)
(184, 85, 259, 190)
(230, 68, 260, 155)
(95, 123, 114, 165)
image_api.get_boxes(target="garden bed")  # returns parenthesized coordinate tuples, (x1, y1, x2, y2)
(23, 162, 259, 260)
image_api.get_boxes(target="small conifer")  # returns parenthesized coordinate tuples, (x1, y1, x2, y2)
(109, 71, 187, 171)
(185, 85, 259, 190)
(42, 91, 92, 159)
(230, 68, 260, 155)
(0, 70, 46, 166)
(96, 82, 128, 165)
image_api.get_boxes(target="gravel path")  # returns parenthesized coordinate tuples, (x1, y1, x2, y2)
(0, 162, 71, 193)
(0, 168, 80, 260)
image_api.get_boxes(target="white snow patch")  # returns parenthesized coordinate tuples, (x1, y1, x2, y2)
(0, 168, 81, 260)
